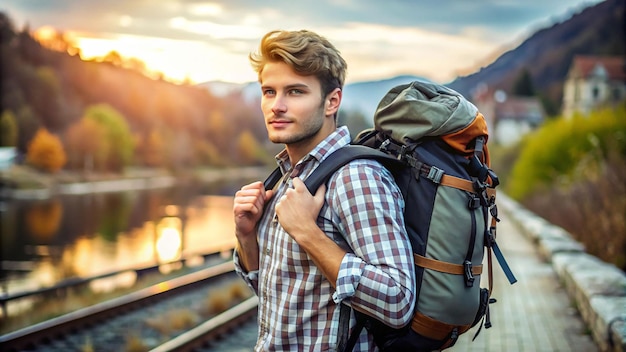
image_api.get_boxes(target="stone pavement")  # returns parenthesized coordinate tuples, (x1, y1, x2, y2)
(448, 199, 598, 352)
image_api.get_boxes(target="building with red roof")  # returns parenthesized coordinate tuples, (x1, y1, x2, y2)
(562, 55, 626, 118)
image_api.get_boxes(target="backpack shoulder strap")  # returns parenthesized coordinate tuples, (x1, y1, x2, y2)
(264, 144, 401, 193)
(264, 166, 284, 191)
(303, 145, 401, 194)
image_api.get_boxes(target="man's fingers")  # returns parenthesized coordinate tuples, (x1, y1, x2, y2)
(239, 181, 264, 190)
(291, 177, 316, 196)
(234, 201, 260, 215)
(291, 177, 305, 191)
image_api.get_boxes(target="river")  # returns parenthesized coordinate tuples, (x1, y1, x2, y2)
(0, 173, 261, 318)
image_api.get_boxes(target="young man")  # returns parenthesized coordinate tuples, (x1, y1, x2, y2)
(233, 29, 415, 351)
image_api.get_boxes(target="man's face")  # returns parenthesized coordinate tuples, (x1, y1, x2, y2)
(259, 61, 329, 147)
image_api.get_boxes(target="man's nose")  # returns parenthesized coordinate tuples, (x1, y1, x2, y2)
(271, 96, 287, 114)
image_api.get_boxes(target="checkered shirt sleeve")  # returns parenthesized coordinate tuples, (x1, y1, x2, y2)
(326, 159, 416, 328)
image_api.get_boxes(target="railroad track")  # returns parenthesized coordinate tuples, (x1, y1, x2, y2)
(150, 297, 258, 352)
(0, 261, 259, 352)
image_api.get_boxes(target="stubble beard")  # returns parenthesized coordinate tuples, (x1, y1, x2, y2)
(268, 106, 326, 145)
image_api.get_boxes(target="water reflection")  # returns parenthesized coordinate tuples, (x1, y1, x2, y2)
(156, 213, 183, 273)
(0, 179, 249, 317)
(25, 200, 63, 239)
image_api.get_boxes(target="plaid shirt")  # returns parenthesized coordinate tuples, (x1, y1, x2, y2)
(234, 126, 415, 351)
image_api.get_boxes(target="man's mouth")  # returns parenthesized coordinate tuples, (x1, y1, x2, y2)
(269, 119, 292, 128)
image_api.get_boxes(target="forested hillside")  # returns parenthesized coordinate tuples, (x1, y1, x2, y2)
(448, 0, 625, 115)
(0, 12, 271, 173)
(2, 0, 624, 174)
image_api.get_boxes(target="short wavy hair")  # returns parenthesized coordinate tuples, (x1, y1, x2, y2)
(249, 30, 347, 97)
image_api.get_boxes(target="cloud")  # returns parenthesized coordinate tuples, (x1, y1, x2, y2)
(321, 22, 499, 82)
(2, 0, 599, 38)
(0, 0, 603, 84)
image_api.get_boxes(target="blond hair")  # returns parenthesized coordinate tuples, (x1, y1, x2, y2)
(249, 30, 347, 96)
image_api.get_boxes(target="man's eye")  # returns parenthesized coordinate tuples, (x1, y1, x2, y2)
(263, 89, 276, 96)
(289, 89, 303, 95)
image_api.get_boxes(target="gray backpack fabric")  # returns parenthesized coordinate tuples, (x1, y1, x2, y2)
(264, 80, 517, 351)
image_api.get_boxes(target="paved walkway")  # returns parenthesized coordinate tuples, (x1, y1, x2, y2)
(448, 207, 598, 352)
(213, 204, 600, 351)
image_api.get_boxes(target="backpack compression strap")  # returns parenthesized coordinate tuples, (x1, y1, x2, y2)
(376, 138, 497, 199)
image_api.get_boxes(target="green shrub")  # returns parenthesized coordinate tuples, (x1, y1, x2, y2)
(505, 105, 626, 270)
(506, 105, 626, 200)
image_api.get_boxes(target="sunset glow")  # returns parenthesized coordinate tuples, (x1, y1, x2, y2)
(66, 31, 255, 84)
(34, 26, 256, 84)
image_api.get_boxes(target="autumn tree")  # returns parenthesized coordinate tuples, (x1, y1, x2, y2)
(193, 139, 225, 166)
(236, 131, 272, 165)
(26, 128, 67, 173)
(135, 128, 165, 167)
(206, 110, 232, 152)
(0, 110, 18, 146)
(64, 117, 108, 171)
(84, 104, 134, 172)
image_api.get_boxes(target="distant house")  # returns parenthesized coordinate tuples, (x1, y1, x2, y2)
(562, 55, 626, 118)
(472, 85, 545, 146)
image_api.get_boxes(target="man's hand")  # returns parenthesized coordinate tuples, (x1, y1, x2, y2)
(233, 181, 273, 271)
(234, 181, 273, 238)
(275, 177, 326, 242)
(276, 177, 345, 286)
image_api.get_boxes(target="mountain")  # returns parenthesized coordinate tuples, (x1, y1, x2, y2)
(198, 80, 261, 105)
(196, 81, 244, 97)
(446, 0, 625, 109)
(341, 75, 433, 118)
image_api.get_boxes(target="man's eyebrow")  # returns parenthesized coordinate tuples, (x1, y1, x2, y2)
(285, 83, 309, 90)
(261, 83, 310, 90)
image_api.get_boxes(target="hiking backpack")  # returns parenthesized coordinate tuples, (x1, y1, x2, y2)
(264, 80, 517, 351)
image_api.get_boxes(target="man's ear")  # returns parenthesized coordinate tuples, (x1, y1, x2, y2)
(325, 88, 342, 117)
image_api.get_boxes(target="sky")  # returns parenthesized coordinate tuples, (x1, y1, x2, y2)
(1, 0, 605, 85)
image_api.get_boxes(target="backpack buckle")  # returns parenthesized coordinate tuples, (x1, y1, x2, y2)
(427, 166, 444, 184)
(490, 203, 500, 222)
(487, 169, 500, 187)
(464, 260, 475, 287)
(379, 139, 391, 152)
(473, 180, 491, 207)
(468, 195, 481, 209)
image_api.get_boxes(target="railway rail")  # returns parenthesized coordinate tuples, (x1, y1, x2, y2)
(0, 260, 259, 352)
(150, 296, 258, 352)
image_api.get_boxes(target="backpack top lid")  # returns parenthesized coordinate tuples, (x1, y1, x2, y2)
(373, 80, 490, 165)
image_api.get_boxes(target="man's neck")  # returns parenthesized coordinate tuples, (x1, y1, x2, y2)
(285, 124, 336, 165)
